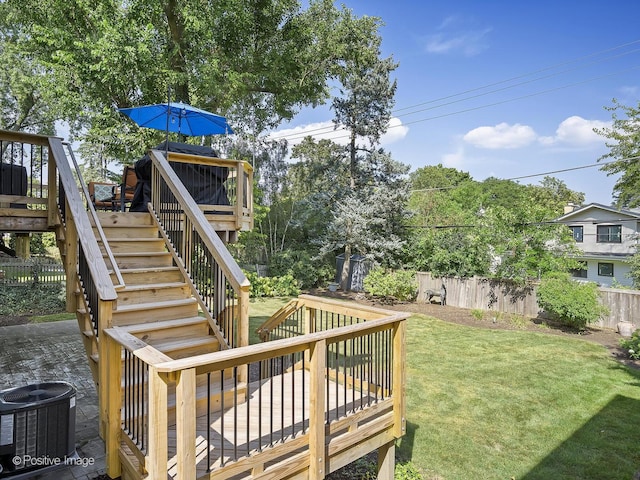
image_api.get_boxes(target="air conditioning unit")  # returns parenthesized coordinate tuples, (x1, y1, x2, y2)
(0, 382, 76, 479)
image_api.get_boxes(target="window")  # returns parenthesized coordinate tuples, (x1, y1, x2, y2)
(597, 225, 621, 243)
(569, 226, 583, 242)
(598, 262, 614, 277)
(571, 261, 588, 278)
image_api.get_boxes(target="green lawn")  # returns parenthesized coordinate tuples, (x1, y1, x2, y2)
(400, 315, 640, 480)
(250, 298, 640, 480)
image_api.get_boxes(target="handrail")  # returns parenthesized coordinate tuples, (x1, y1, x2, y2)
(47, 137, 118, 302)
(148, 149, 249, 294)
(0, 129, 117, 302)
(154, 313, 408, 374)
(63, 142, 125, 290)
(0, 129, 52, 146)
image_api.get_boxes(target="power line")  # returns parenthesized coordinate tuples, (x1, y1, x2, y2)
(269, 39, 640, 142)
(278, 64, 640, 144)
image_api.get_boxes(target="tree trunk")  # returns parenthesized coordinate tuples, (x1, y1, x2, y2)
(340, 244, 352, 291)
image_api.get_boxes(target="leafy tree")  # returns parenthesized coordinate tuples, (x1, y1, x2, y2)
(405, 171, 584, 282)
(594, 99, 640, 207)
(318, 152, 409, 270)
(2, 0, 382, 161)
(327, 13, 400, 289)
(626, 248, 640, 288)
(0, 22, 57, 133)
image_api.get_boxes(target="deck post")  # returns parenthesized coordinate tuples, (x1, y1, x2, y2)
(104, 334, 122, 479)
(235, 161, 243, 230)
(309, 339, 326, 479)
(47, 141, 59, 227)
(147, 366, 169, 480)
(64, 211, 78, 312)
(98, 299, 115, 439)
(377, 440, 396, 480)
(392, 320, 406, 437)
(175, 368, 197, 480)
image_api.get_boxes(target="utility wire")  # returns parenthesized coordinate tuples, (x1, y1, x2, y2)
(278, 64, 640, 143)
(269, 39, 640, 142)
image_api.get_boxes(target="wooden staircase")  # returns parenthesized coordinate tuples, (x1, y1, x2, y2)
(77, 212, 219, 377)
(0, 131, 407, 480)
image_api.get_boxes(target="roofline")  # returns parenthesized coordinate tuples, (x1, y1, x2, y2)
(556, 202, 640, 221)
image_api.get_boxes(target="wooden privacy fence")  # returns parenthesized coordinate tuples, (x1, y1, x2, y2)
(0, 258, 65, 285)
(417, 272, 640, 330)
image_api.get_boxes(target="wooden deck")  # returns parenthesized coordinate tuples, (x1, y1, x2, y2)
(163, 370, 393, 479)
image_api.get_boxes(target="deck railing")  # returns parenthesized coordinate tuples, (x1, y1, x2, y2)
(145, 148, 251, 353)
(104, 295, 408, 479)
(164, 150, 253, 232)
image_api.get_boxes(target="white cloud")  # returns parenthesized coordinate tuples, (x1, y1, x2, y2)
(463, 122, 537, 149)
(538, 116, 610, 146)
(381, 117, 409, 145)
(441, 146, 465, 169)
(424, 16, 492, 56)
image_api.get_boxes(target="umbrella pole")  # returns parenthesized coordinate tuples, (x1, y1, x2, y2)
(165, 86, 170, 155)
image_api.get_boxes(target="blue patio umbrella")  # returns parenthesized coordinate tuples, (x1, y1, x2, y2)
(118, 101, 233, 136)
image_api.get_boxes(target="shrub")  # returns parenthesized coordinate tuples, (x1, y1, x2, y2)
(537, 272, 609, 330)
(363, 267, 417, 302)
(620, 329, 640, 360)
(0, 284, 66, 316)
(268, 250, 333, 289)
(245, 272, 301, 298)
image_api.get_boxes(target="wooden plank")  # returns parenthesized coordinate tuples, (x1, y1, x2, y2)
(105, 334, 123, 479)
(309, 339, 326, 479)
(326, 428, 395, 475)
(0, 195, 47, 205)
(326, 412, 394, 456)
(392, 321, 406, 438)
(176, 369, 197, 480)
(0, 215, 49, 232)
(377, 440, 395, 480)
(147, 367, 169, 479)
(297, 294, 397, 320)
(0, 128, 53, 145)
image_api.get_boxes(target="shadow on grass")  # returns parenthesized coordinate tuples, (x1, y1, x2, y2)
(396, 420, 418, 462)
(521, 394, 640, 480)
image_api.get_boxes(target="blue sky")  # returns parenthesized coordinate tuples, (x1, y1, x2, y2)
(271, 0, 640, 205)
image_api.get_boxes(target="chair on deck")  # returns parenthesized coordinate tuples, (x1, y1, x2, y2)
(113, 165, 137, 211)
(88, 181, 117, 211)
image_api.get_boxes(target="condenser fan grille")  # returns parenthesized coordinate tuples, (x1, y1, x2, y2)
(0, 382, 74, 405)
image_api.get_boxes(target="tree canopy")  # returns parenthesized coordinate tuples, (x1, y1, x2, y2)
(595, 99, 640, 208)
(1, 0, 386, 162)
(406, 167, 583, 283)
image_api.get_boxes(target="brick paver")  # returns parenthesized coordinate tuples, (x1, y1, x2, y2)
(0, 320, 106, 479)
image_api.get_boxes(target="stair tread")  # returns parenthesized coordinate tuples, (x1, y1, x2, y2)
(114, 297, 197, 313)
(149, 335, 218, 352)
(100, 237, 162, 241)
(113, 266, 180, 274)
(118, 316, 207, 333)
(119, 281, 187, 292)
(107, 251, 171, 257)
